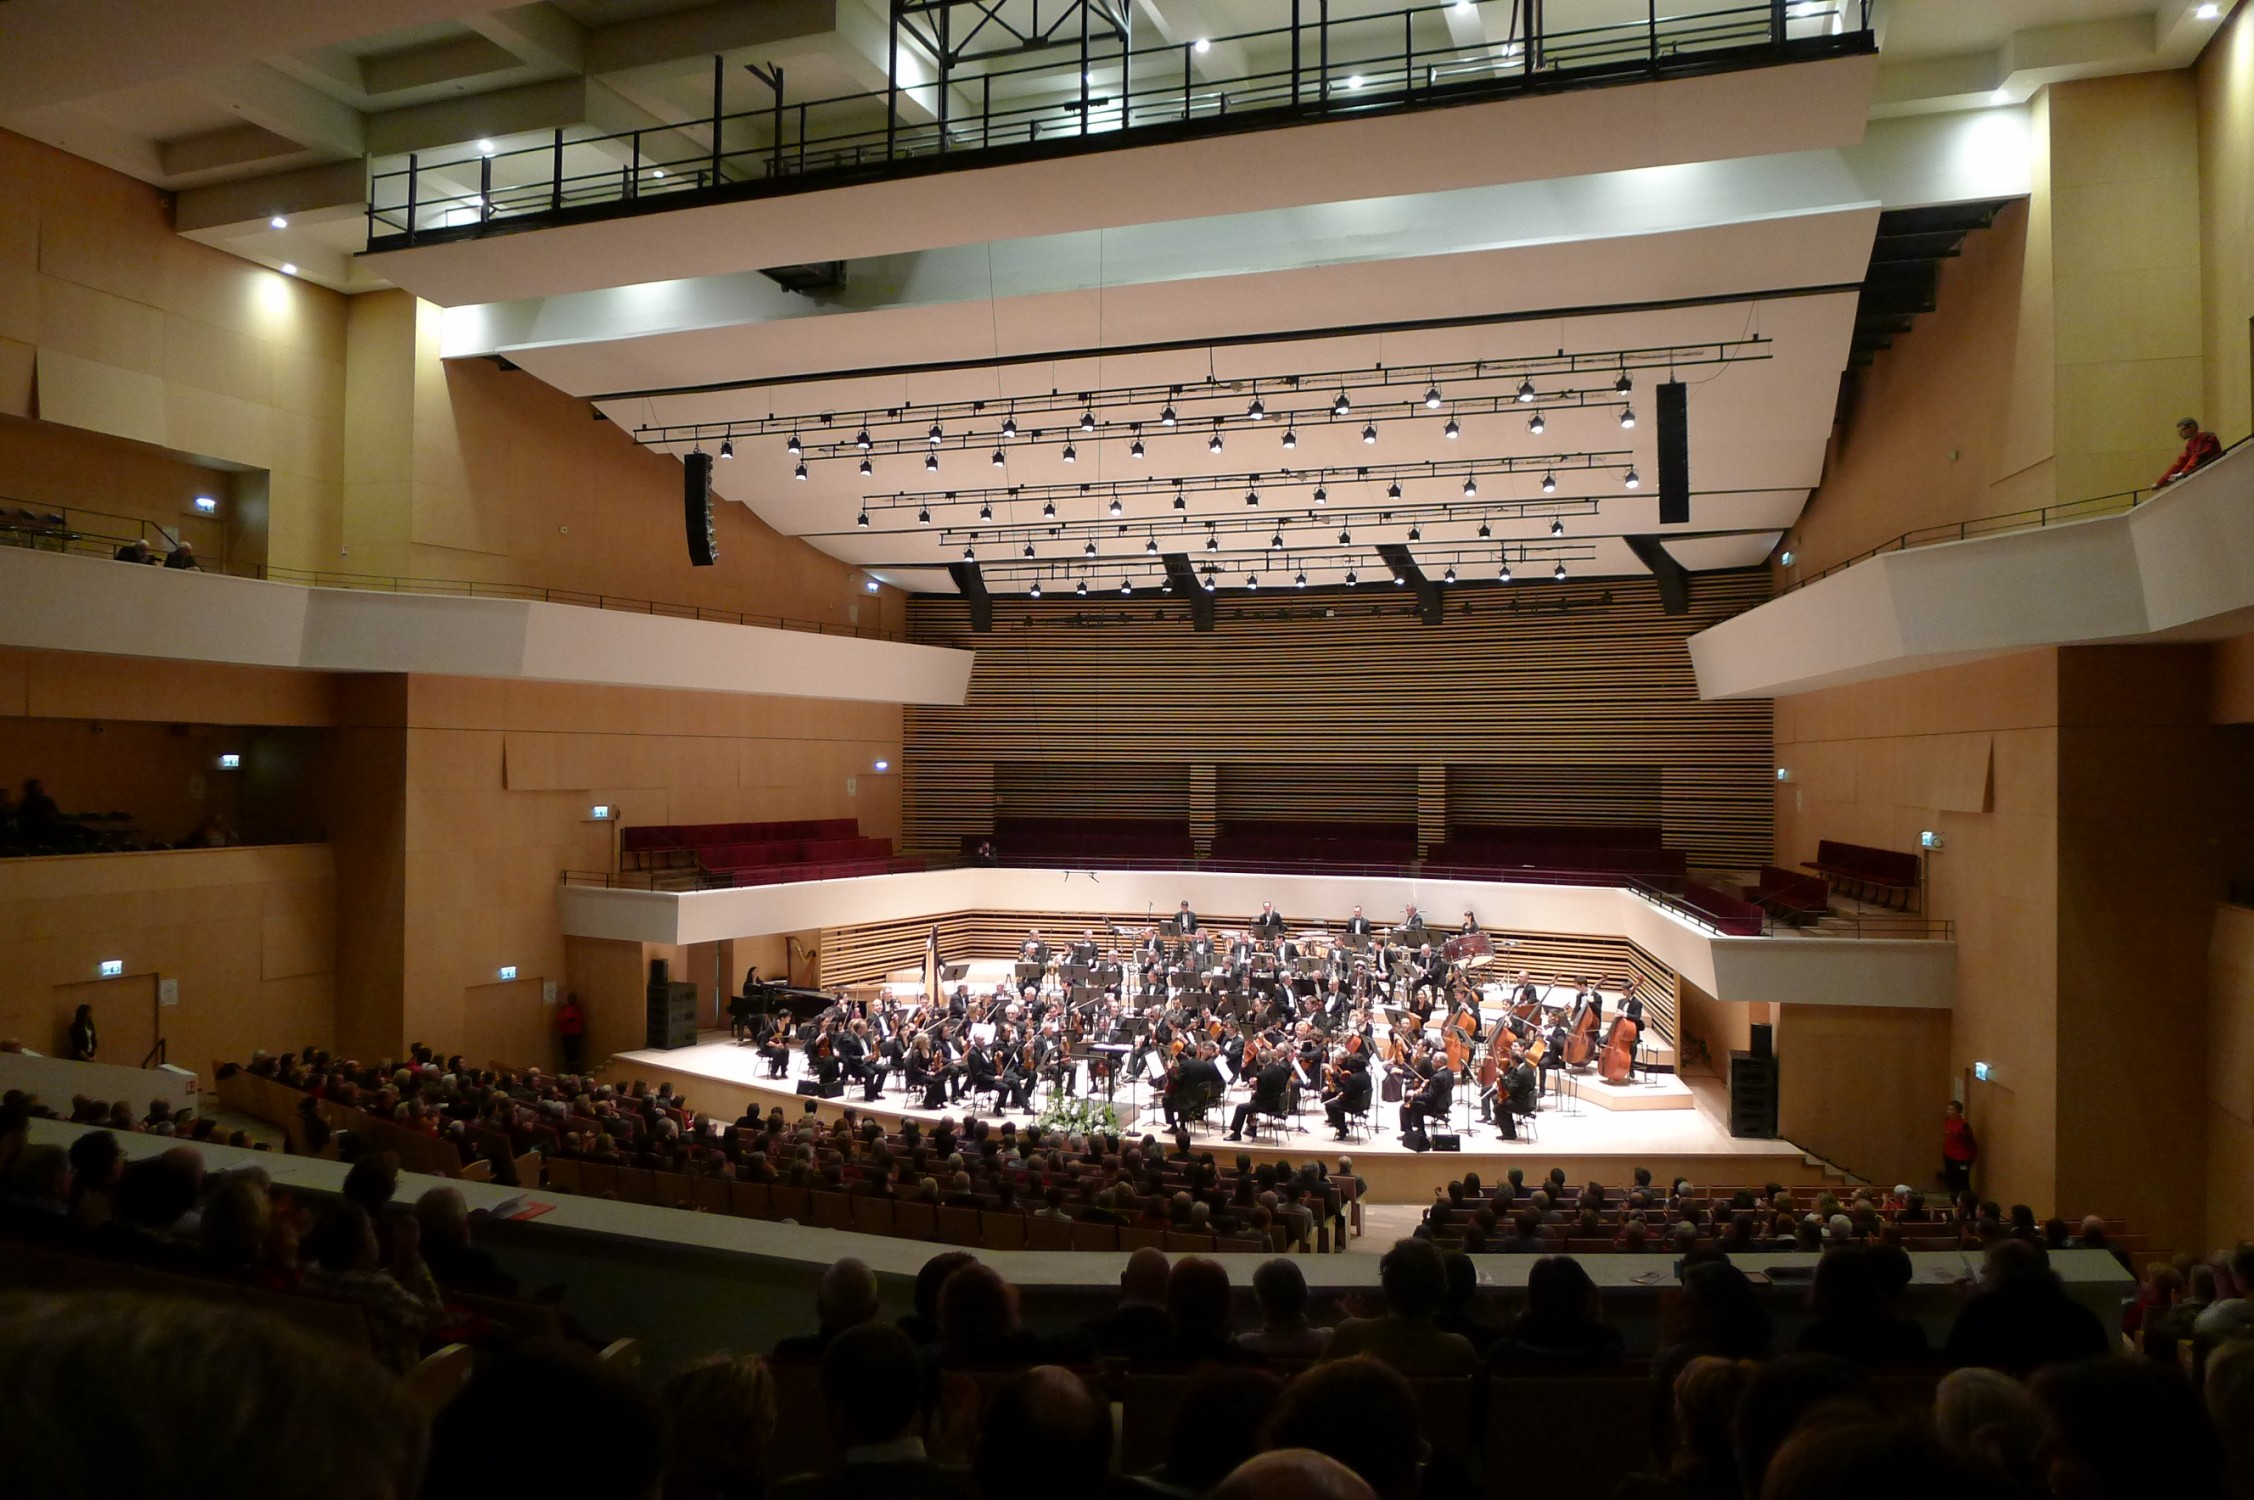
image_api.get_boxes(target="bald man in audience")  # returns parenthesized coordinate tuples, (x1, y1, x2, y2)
(772, 1256, 880, 1362)
(1213, 1450, 1376, 1500)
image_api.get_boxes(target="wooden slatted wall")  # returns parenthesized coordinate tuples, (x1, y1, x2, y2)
(817, 907, 1680, 1040)
(995, 762, 1191, 820)
(905, 572, 1773, 866)
(1446, 764, 1664, 830)
(1216, 764, 1416, 825)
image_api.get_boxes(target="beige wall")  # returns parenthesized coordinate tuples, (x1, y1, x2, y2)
(0, 128, 346, 573)
(1776, 650, 2063, 1210)
(2198, 0, 2254, 448)
(2208, 902, 2254, 1243)
(0, 844, 335, 1076)
(397, 674, 900, 1072)
(0, 413, 240, 560)
(1777, 1003, 1952, 1190)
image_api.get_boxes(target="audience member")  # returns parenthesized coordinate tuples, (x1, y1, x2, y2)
(414, 1185, 519, 1296)
(1731, 1353, 1882, 1498)
(1144, 1366, 1285, 1494)
(1083, 1244, 1174, 1360)
(2206, 1338, 2254, 1500)
(1325, 1237, 1478, 1376)
(900, 1250, 976, 1350)
(0, 1294, 420, 1500)
(1148, 1255, 1250, 1366)
(776, 1322, 965, 1500)
(1793, 1245, 1927, 1366)
(972, 1366, 1111, 1500)
(2030, 1354, 2226, 1499)
(662, 1353, 777, 1500)
(1931, 1367, 2048, 1497)
(2156, 415, 2225, 487)
(1487, 1254, 1626, 1370)
(1944, 1239, 2109, 1376)
(1615, 1354, 1754, 1500)
(1211, 1449, 1376, 1500)
(424, 1344, 664, 1500)
(773, 1256, 880, 1362)
(1238, 1256, 1333, 1360)
(1264, 1356, 1422, 1500)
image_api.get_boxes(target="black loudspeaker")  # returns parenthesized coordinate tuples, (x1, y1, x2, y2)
(1430, 1132, 1462, 1152)
(1750, 1022, 1774, 1059)
(648, 957, 670, 987)
(1729, 1051, 1780, 1138)
(795, 1079, 845, 1099)
(1657, 380, 1689, 526)
(683, 451, 718, 566)
(1403, 1125, 1430, 1152)
(645, 979, 696, 1050)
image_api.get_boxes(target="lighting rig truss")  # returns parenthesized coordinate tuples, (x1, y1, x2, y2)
(997, 537, 1606, 598)
(838, 452, 1634, 533)
(630, 338, 1768, 462)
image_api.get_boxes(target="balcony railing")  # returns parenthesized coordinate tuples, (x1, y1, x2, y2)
(1778, 437, 2250, 595)
(0, 508, 902, 642)
(367, 0, 1874, 251)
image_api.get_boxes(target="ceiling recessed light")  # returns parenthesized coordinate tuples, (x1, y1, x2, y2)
(2197, 2, 2221, 17)
(279, 263, 297, 276)
(1195, 36, 1212, 53)
(1345, 74, 1365, 90)
(476, 139, 496, 155)
(269, 215, 288, 229)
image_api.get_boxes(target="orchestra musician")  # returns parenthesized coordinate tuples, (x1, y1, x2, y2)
(1252, 902, 1286, 939)
(1165, 1046, 1225, 1128)
(1489, 1044, 1540, 1140)
(1021, 932, 1051, 966)
(1070, 930, 1099, 965)
(1400, 1042, 1454, 1143)
(1323, 1053, 1372, 1138)
(1459, 909, 1481, 936)
(1227, 1045, 1293, 1141)
(1172, 900, 1199, 935)
(1344, 905, 1374, 942)
(754, 1013, 792, 1079)
(1399, 904, 1428, 940)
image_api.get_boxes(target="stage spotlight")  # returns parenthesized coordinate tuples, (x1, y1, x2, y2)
(856, 429, 873, 450)
(793, 462, 807, 481)
(1423, 384, 1443, 409)
(857, 511, 870, 528)
(719, 438, 734, 459)
(1332, 391, 1352, 416)
(1000, 416, 1017, 439)
(858, 458, 873, 476)
(1442, 566, 1456, 583)
(927, 423, 944, 446)
(1360, 423, 1377, 444)
(1541, 471, 1557, 494)
(787, 432, 803, 455)
(1386, 482, 1402, 500)
(1063, 443, 1077, 463)
(917, 506, 931, 524)
(1043, 499, 1057, 517)
(1550, 516, 1564, 536)
(1528, 411, 1545, 435)
(1463, 476, 1478, 497)
(1131, 438, 1147, 459)
(1282, 428, 1297, 450)
(1109, 496, 1123, 516)
(1443, 417, 1459, 440)
(991, 448, 1006, 468)
(979, 501, 993, 520)
(1247, 396, 1267, 421)
(1516, 378, 1536, 403)
(1620, 406, 1636, 429)
(1554, 560, 1567, 581)
(1624, 467, 1641, 489)
(1313, 484, 1328, 504)
(1161, 404, 1178, 426)
(925, 453, 939, 472)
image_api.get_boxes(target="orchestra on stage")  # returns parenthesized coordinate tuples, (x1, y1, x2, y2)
(727, 901, 1652, 1148)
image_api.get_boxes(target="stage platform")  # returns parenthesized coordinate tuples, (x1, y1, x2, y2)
(606, 1031, 1838, 1204)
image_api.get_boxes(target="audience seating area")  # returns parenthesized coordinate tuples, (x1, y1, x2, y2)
(974, 816, 1197, 864)
(1207, 820, 1420, 869)
(1804, 838, 1923, 907)
(620, 818, 918, 887)
(1745, 864, 1833, 924)
(1424, 824, 1690, 884)
(1669, 879, 1770, 937)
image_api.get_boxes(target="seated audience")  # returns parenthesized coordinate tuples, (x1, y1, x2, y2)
(1147, 1255, 1251, 1367)
(1139, 1366, 1285, 1495)
(1263, 1356, 1422, 1500)
(773, 1256, 880, 1362)
(1486, 1255, 1625, 1370)
(1212, 1450, 1375, 1500)
(972, 1366, 1111, 1500)
(778, 1322, 966, 1500)
(414, 1185, 519, 1296)
(1237, 1256, 1333, 1360)
(1324, 1237, 1478, 1376)
(424, 1344, 665, 1500)
(2030, 1353, 2226, 1498)
(1944, 1239, 2110, 1376)
(0, 1293, 420, 1500)
(1931, 1366, 2049, 1495)
(1792, 1245, 1927, 1366)
(663, 1353, 777, 1500)
(1082, 1244, 1175, 1360)
(1613, 1354, 1754, 1500)
(297, 1199, 442, 1373)
(1730, 1353, 1883, 1498)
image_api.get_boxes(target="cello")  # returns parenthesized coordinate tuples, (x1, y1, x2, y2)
(1598, 1015, 1639, 1083)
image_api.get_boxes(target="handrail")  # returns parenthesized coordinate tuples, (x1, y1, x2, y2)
(366, 0, 1873, 250)
(562, 855, 1952, 942)
(1779, 435, 2251, 595)
(0, 515, 904, 642)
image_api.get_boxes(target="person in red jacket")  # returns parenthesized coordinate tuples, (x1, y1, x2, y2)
(556, 994, 586, 1074)
(1942, 1099, 1978, 1194)
(2155, 417, 2223, 488)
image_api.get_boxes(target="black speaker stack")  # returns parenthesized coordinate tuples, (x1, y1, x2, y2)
(683, 451, 718, 567)
(1729, 1037, 1780, 1138)
(645, 957, 697, 1050)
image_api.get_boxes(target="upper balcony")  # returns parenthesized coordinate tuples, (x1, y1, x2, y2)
(363, 0, 1876, 258)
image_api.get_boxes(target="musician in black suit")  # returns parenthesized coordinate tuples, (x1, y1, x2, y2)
(906, 1037, 948, 1109)
(1500, 1050, 1540, 1139)
(1165, 1050, 1224, 1127)
(1324, 1055, 1372, 1138)
(1070, 930, 1099, 965)
(1020, 932, 1050, 966)
(1228, 1049, 1293, 1141)
(1172, 900, 1199, 935)
(1252, 903, 1286, 939)
(1399, 904, 1428, 939)
(1400, 1048, 1454, 1140)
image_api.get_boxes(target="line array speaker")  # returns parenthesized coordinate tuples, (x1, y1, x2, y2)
(1657, 380, 1689, 526)
(684, 451, 718, 567)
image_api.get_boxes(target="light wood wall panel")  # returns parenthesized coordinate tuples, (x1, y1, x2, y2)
(905, 573, 1774, 866)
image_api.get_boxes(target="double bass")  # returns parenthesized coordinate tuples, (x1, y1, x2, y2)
(1599, 1015, 1639, 1083)
(1562, 994, 1600, 1068)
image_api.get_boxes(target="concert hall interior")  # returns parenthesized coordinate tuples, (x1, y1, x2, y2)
(6, 1, 2254, 1494)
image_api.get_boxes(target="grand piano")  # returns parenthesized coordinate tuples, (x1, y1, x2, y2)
(729, 979, 835, 1029)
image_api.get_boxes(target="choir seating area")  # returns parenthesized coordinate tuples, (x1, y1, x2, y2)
(620, 819, 919, 888)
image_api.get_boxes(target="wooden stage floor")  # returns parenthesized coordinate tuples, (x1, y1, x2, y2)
(607, 1031, 1836, 1204)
